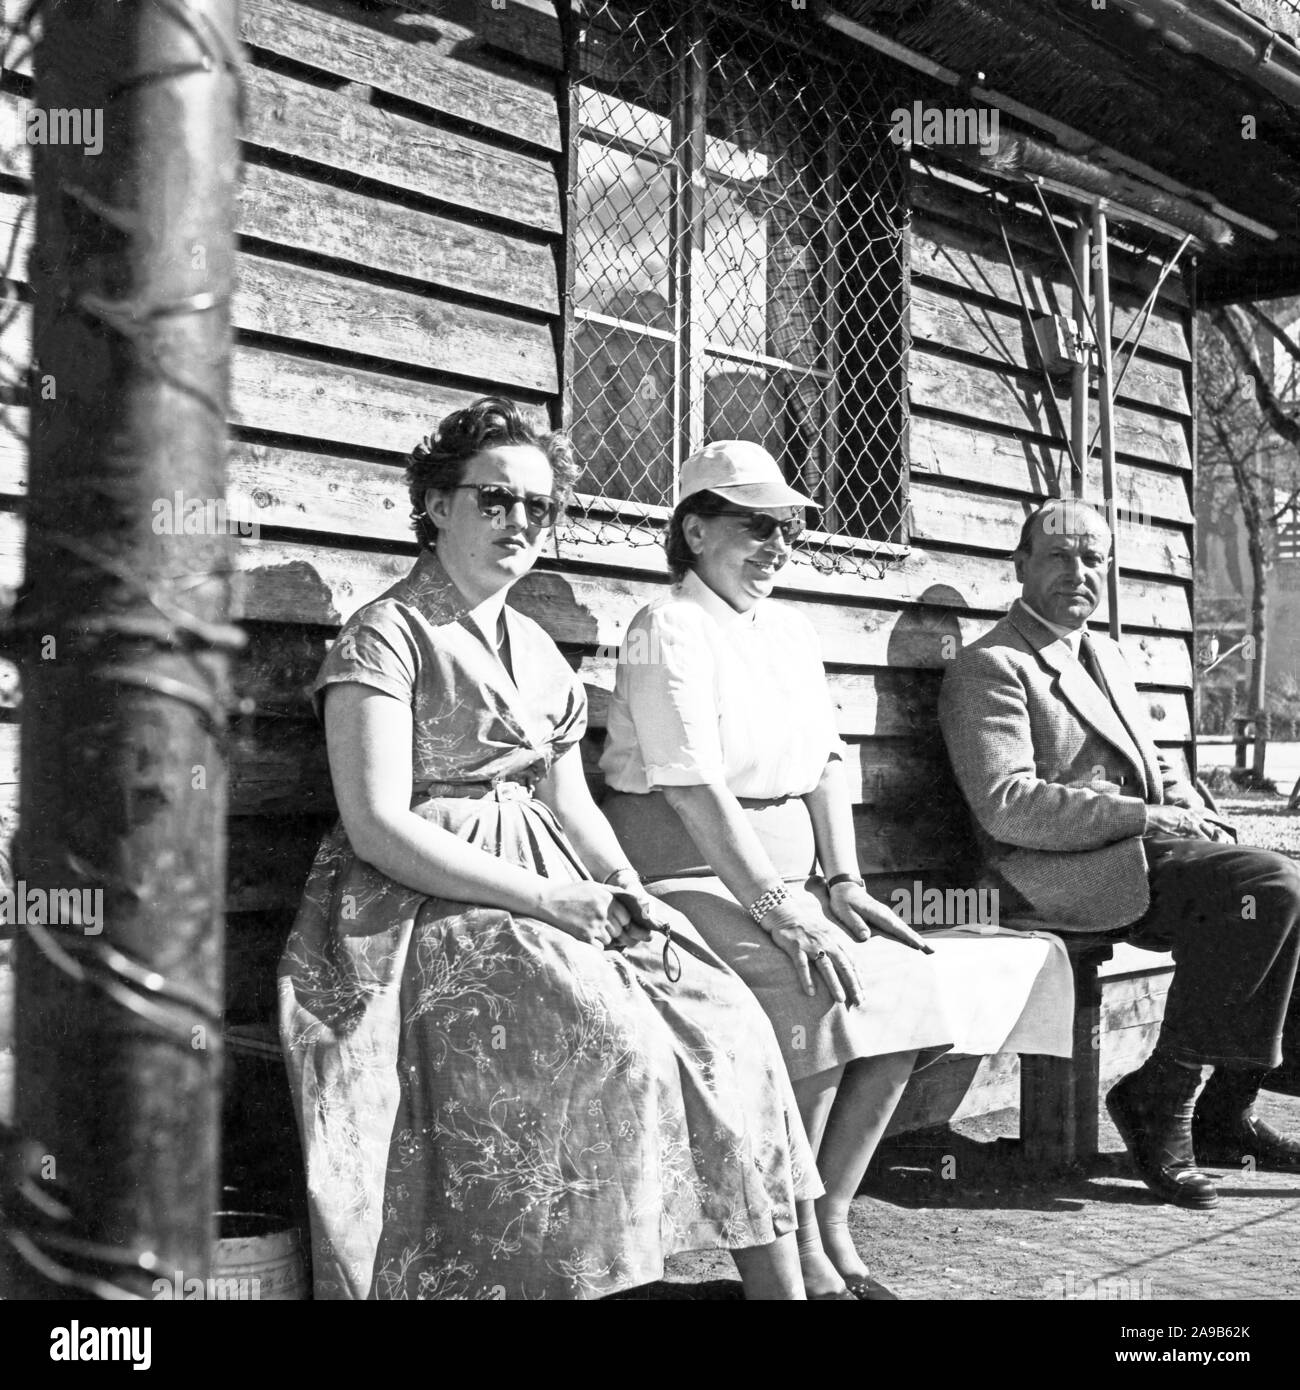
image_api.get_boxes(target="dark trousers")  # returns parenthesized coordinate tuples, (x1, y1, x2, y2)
(1123, 838, 1300, 1070)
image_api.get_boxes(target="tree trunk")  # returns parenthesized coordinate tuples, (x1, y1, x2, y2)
(1249, 545, 1269, 784)
(7, 0, 240, 1299)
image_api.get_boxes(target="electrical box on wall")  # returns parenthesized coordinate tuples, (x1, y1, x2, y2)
(1031, 313, 1093, 375)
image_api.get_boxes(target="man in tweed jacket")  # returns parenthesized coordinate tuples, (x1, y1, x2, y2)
(940, 499, 1300, 1209)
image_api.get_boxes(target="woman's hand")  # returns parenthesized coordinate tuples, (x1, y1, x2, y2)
(761, 899, 863, 1006)
(535, 881, 649, 949)
(828, 882, 934, 954)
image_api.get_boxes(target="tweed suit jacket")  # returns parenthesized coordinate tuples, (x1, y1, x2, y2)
(938, 600, 1214, 932)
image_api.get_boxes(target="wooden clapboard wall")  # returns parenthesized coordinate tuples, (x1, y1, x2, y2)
(0, 0, 1195, 1131)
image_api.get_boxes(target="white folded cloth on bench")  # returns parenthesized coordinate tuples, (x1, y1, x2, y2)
(920, 928, 1074, 1061)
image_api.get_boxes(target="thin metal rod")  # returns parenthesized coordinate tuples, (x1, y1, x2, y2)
(1091, 202, 1122, 641)
(993, 197, 1077, 478)
(1070, 219, 1090, 497)
(1088, 233, 1194, 460)
(1029, 180, 1101, 349)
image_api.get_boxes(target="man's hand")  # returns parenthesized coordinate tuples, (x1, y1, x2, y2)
(1144, 805, 1225, 841)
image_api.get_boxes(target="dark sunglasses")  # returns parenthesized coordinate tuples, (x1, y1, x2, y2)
(452, 484, 559, 528)
(714, 508, 806, 544)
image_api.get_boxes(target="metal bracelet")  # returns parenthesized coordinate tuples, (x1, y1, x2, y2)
(826, 873, 865, 889)
(748, 882, 790, 925)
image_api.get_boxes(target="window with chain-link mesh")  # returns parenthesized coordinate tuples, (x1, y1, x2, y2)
(563, 0, 910, 575)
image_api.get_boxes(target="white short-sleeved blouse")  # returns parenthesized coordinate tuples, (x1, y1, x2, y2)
(599, 568, 846, 800)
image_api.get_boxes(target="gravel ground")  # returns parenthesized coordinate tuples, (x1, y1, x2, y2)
(635, 1093, 1300, 1304)
(1218, 793, 1300, 857)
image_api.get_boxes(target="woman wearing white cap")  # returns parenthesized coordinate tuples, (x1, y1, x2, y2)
(601, 439, 1072, 1300)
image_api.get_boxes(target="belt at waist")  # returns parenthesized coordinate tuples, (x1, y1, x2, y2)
(602, 787, 815, 881)
(414, 777, 537, 803)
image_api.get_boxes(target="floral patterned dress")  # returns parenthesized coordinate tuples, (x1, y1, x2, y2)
(278, 550, 819, 1300)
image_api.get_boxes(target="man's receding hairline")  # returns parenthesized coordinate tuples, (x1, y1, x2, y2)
(1016, 500, 1113, 556)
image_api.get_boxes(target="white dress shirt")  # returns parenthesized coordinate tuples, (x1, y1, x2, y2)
(1020, 600, 1086, 657)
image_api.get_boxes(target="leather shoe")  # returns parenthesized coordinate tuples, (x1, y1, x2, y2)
(1193, 1112, 1300, 1171)
(1106, 1062, 1219, 1209)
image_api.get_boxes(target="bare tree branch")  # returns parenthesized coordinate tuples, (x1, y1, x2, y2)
(1270, 482, 1300, 524)
(1210, 305, 1300, 450)
(1245, 302, 1300, 369)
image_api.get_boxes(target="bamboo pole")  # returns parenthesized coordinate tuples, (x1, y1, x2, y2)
(7, 0, 241, 1299)
(1091, 202, 1122, 641)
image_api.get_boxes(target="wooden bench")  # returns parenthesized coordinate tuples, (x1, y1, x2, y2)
(1019, 934, 1120, 1169)
(211, 620, 1180, 1191)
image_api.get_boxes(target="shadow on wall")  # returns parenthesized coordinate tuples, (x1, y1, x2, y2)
(885, 583, 970, 673)
(882, 585, 978, 883)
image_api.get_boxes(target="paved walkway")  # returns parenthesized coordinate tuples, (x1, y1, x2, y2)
(627, 1089, 1300, 1300)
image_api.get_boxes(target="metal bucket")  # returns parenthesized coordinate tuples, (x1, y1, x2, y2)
(212, 1210, 308, 1300)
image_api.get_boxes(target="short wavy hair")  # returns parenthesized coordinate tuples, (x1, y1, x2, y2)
(664, 489, 735, 579)
(405, 396, 579, 550)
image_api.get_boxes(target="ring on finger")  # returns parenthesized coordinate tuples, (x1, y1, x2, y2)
(814, 949, 828, 960)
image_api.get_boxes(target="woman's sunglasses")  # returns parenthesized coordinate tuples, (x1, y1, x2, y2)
(714, 509, 806, 544)
(452, 484, 559, 528)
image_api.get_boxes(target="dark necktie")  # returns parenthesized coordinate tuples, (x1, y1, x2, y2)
(1077, 632, 1116, 707)
(1079, 632, 1151, 801)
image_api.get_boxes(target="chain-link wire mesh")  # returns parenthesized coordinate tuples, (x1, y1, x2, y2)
(565, 0, 910, 575)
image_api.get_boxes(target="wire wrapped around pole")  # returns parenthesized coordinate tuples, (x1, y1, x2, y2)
(2, 0, 242, 1300)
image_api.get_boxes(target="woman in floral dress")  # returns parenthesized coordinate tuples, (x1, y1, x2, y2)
(279, 398, 821, 1300)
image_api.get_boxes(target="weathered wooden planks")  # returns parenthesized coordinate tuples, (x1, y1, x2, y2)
(0, 410, 1198, 638)
(236, 252, 558, 391)
(7, 64, 566, 243)
(218, 536, 1194, 686)
(910, 217, 1191, 362)
(244, 66, 561, 236)
(225, 538, 1193, 664)
(547, 522, 1191, 628)
(910, 282, 1189, 416)
(910, 179, 1191, 309)
(240, 0, 561, 151)
(909, 416, 1192, 526)
(909, 350, 1191, 471)
(907, 478, 1192, 579)
(382, 0, 565, 71)
(230, 615, 1191, 743)
(229, 344, 515, 452)
(0, 299, 538, 456)
(0, 154, 560, 321)
(238, 162, 559, 315)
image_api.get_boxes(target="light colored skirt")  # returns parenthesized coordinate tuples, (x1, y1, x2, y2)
(604, 790, 1074, 1082)
(280, 785, 821, 1300)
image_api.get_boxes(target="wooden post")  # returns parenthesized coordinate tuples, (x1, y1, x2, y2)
(1020, 938, 1114, 1171)
(1091, 202, 1122, 641)
(8, 0, 241, 1298)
